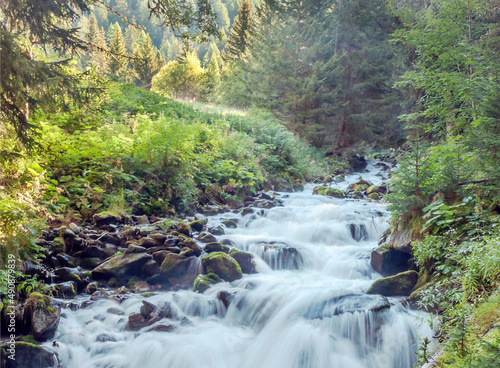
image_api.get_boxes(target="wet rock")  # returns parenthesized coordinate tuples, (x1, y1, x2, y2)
(22, 261, 52, 283)
(126, 312, 148, 331)
(78, 257, 101, 270)
(51, 237, 65, 254)
(366, 185, 387, 195)
(53, 282, 77, 298)
(203, 205, 222, 216)
(98, 232, 122, 246)
(86, 282, 99, 294)
(125, 244, 147, 254)
(387, 226, 413, 253)
(149, 233, 167, 243)
(176, 222, 192, 236)
(367, 270, 419, 297)
(370, 246, 413, 276)
(93, 212, 120, 226)
(208, 226, 225, 236)
(139, 226, 160, 237)
(55, 254, 74, 268)
(159, 253, 197, 286)
(2, 341, 59, 368)
(152, 250, 171, 264)
(198, 232, 217, 243)
(304, 294, 390, 319)
(222, 220, 238, 229)
(127, 279, 153, 293)
(348, 224, 368, 242)
(348, 155, 367, 171)
(229, 249, 257, 274)
(193, 273, 221, 293)
(121, 228, 141, 244)
(312, 186, 347, 199)
(182, 238, 202, 257)
(137, 237, 161, 248)
(367, 192, 380, 200)
(145, 322, 176, 333)
(253, 200, 276, 209)
(91, 253, 152, 283)
(240, 207, 254, 216)
(201, 252, 242, 282)
(24, 293, 61, 342)
(141, 259, 160, 278)
(140, 300, 159, 319)
(54, 267, 87, 292)
(189, 220, 205, 232)
(204, 242, 223, 253)
(259, 242, 303, 270)
(217, 290, 239, 309)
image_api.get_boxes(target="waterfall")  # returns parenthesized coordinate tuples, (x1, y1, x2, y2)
(47, 161, 432, 368)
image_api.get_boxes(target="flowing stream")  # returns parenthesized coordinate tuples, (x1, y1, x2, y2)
(47, 162, 432, 368)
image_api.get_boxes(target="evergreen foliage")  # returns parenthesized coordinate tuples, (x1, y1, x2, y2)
(108, 24, 128, 81)
(224, 0, 256, 61)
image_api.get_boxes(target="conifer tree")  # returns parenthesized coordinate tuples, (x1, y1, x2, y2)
(108, 24, 128, 81)
(224, 0, 256, 61)
(132, 32, 161, 85)
(202, 52, 221, 100)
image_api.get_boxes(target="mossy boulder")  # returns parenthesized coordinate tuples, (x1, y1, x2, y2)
(208, 226, 225, 236)
(312, 186, 347, 198)
(222, 220, 238, 229)
(93, 211, 120, 226)
(204, 242, 223, 253)
(366, 185, 386, 195)
(176, 222, 192, 236)
(189, 220, 204, 232)
(51, 237, 65, 254)
(367, 270, 419, 297)
(1, 341, 59, 368)
(370, 246, 413, 277)
(229, 249, 257, 274)
(198, 232, 217, 243)
(181, 238, 202, 257)
(52, 281, 77, 298)
(367, 192, 380, 200)
(201, 252, 242, 282)
(91, 253, 152, 283)
(193, 273, 221, 293)
(240, 207, 254, 216)
(24, 293, 61, 342)
(159, 253, 197, 286)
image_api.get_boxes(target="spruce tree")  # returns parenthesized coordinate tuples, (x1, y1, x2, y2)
(224, 0, 256, 61)
(132, 32, 161, 85)
(108, 25, 128, 82)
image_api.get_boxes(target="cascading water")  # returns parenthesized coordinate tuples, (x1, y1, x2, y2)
(47, 162, 432, 368)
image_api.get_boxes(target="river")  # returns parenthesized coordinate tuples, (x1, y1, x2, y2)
(47, 161, 432, 368)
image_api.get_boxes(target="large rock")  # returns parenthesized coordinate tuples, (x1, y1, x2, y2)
(2, 342, 59, 368)
(93, 211, 120, 226)
(370, 246, 413, 276)
(193, 273, 221, 293)
(24, 293, 61, 342)
(189, 220, 204, 232)
(182, 239, 202, 257)
(201, 252, 242, 282)
(159, 253, 197, 286)
(312, 186, 347, 198)
(198, 232, 217, 243)
(229, 249, 257, 274)
(387, 226, 413, 253)
(91, 253, 152, 283)
(367, 271, 419, 297)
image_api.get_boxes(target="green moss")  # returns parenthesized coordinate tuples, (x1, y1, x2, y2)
(51, 237, 65, 254)
(19, 335, 38, 344)
(312, 186, 347, 198)
(201, 252, 242, 282)
(193, 273, 221, 293)
(367, 270, 418, 296)
(126, 277, 142, 289)
(108, 277, 122, 287)
(367, 192, 380, 200)
(141, 292, 155, 297)
(25, 292, 55, 314)
(176, 221, 192, 236)
(189, 220, 205, 232)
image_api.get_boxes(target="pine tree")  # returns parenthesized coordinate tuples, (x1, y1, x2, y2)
(132, 32, 160, 85)
(224, 0, 256, 61)
(108, 24, 128, 81)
